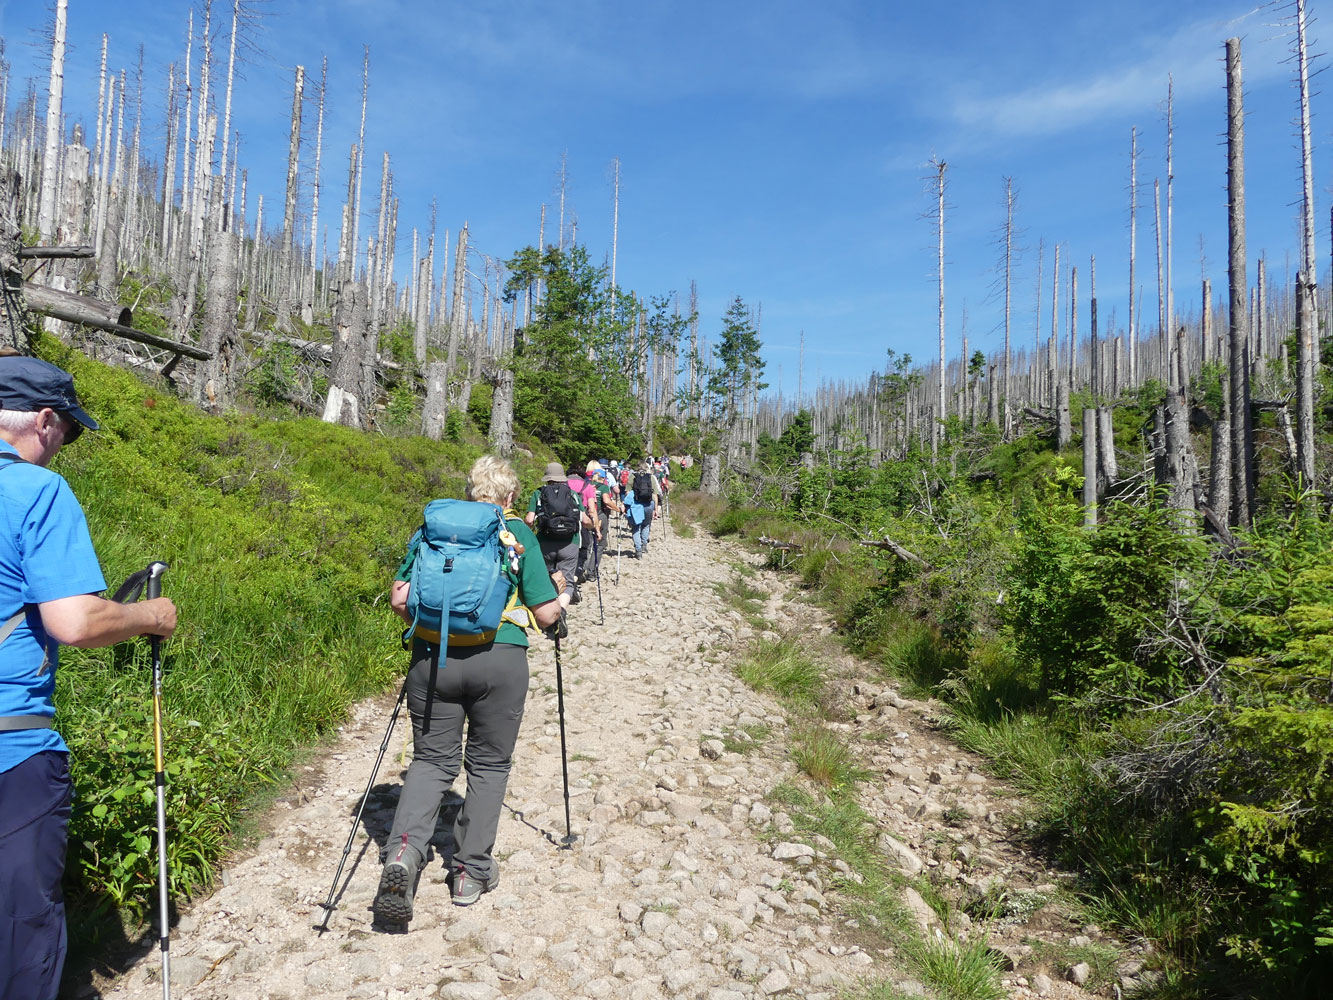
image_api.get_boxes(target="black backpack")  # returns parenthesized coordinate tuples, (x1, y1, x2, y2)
(536, 483, 580, 538)
(633, 472, 654, 505)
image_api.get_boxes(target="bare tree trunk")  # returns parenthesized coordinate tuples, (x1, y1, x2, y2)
(36, 0, 67, 243)
(1082, 408, 1097, 527)
(1098, 406, 1118, 484)
(932, 157, 946, 456)
(1226, 38, 1255, 527)
(196, 200, 240, 414)
(351, 47, 368, 279)
(610, 156, 619, 289)
(1162, 391, 1196, 518)
(488, 319, 515, 457)
(244, 194, 262, 330)
(1055, 379, 1072, 450)
(1003, 177, 1014, 436)
(1129, 127, 1138, 386)
(309, 55, 325, 274)
(1296, 273, 1317, 485)
(97, 194, 122, 296)
(1201, 277, 1212, 366)
(448, 221, 468, 371)
(275, 64, 303, 333)
(323, 279, 367, 428)
(422, 360, 447, 439)
(701, 453, 721, 496)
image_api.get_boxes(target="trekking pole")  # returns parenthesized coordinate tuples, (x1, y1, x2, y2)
(592, 534, 605, 626)
(553, 635, 575, 848)
(145, 561, 171, 1000)
(317, 679, 409, 932)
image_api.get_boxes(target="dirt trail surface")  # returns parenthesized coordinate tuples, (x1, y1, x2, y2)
(101, 517, 1140, 1000)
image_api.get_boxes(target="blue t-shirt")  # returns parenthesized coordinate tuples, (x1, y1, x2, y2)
(0, 442, 107, 772)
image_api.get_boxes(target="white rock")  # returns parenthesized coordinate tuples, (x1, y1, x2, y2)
(772, 842, 815, 861)
(759, 968, 791, 994)
(877, 833, 925, 875)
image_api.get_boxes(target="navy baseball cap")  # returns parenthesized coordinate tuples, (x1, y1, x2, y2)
(0, 356, 99, 430)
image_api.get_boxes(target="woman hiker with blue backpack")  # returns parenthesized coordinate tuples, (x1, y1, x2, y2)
(374, 455, 564, 929)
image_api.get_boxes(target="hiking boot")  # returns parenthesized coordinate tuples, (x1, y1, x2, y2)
(450, 866, 499, 906)
(570, 586, 582, 605)
(372, 839, 423, 927)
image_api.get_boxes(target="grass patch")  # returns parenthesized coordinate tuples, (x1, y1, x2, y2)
(792, 726, 867, 789)
(722, 722, 772, 755)
(900, 935, 1006, 1000)
(735, 637, 824, 705)
(1027, 939, 1122, 992)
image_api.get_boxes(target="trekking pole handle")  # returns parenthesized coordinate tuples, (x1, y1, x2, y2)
(145, 561, 169, 600)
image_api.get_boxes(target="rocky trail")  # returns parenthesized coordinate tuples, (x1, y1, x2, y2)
(98, 514, 1150, 1000)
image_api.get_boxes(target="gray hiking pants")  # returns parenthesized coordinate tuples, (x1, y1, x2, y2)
(539, 536, 578, 598)
(386, 640, 529, 882)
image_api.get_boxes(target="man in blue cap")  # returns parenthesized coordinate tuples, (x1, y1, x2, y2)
(0, 356, 177, 1000)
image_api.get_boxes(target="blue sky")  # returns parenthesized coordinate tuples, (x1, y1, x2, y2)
(0, 0, 1321, 402)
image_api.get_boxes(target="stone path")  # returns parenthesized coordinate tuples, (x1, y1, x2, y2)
(99, 515, 1141, 1000)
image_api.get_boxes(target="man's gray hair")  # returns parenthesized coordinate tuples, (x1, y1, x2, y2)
(0, 409, 40, 434)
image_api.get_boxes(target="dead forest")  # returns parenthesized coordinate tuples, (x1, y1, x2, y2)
(1, 0, 1328, 530)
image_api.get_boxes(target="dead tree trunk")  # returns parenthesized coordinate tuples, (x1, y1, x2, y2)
(36, 0, 67, 243)
(276, 64, 304, 333)
(1226, 38, 1255, 527)
(323, 279, 367, 428)
(196, 219, 240, 413)
(1162, 391, 1196, 518)
(1083, 408, 1097, 527)
(1296, 272, 1317, 487)
(1056, 380, 1072, 450)
(701, 453, 722, 496)
(422, 359, 447, 440)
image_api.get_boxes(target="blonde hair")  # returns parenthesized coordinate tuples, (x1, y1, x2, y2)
(465, 454, 519, 506)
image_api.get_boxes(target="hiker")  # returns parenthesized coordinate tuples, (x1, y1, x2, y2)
(0, 357, 177, 1000)
(588, 462, 619, 577)
(525, 461, 591, 610)
(567, 464, 601, 594)
(629, 459, 661, 557)
(375, 454, 563, 927)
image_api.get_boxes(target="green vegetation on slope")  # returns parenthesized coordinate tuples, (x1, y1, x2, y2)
(705, 412, 1333, 998)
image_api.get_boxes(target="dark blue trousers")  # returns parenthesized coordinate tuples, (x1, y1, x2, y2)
(0, 750, 71, 1000)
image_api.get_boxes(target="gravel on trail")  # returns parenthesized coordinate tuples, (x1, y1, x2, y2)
(98, 519, 1131, 1000)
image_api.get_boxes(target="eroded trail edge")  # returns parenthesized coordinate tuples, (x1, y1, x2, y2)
(104, 521, 1133, 1000)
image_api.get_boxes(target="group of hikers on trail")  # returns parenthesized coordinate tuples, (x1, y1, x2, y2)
(372, 452, 672, 928)
(0, 354, 677, 998)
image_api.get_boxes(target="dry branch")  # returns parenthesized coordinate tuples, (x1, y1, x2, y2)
(859, 534, 935, 571)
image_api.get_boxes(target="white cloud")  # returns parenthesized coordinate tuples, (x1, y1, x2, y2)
(948, 8, 1288, 138)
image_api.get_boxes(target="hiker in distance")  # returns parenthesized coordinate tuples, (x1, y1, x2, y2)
(628, 459, 662, 559)
(0, 357, 177, 1000)
(525, 461, 593, 611)
(374, 455, 563, 930)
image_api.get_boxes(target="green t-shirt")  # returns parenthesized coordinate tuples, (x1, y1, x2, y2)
(527, 486, 585, 544)
(395, 514, 556, 648)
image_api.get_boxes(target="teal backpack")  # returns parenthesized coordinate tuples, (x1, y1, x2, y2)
(401, 499, 517, 648)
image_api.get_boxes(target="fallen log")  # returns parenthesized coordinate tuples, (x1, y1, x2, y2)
(757, 535, 803, 552)
(24, 281, 131, 329)
(18, 245, 95, 260)
(859, 535, 935, 571)
(24, 281, 213, 361)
